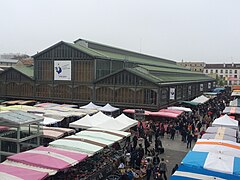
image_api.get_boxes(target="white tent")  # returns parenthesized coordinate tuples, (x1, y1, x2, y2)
(99, 103, 119, 112)
(167, 106, 192, 112)
(191, 95, 209, 104)
(40, 117, 61, 125)
(212, 114, 238, 130)
(193, 139, 240, 158)
(114, 113, 138, 129)
(95, 119, 131, 131)
(69, 112, 112, 129)
(231, 91, 240, 97)
(80, 102, 102, 110)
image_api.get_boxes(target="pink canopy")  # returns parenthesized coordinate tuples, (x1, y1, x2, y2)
(149, 111, 179, 118)
(123, 109, 151, 115)
(0, 164, 48, 180)
(0, 126, 9, 131)
(8, 146, 87, 170)
(159, 109, 184, 115)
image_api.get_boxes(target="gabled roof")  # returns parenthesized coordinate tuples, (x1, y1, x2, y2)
(95, 65, 214, 86)
(13, 65, 34, 79)
(74, 38, 188, 70)
(33, 41, 106, 59)
(0, 65, 34, 80)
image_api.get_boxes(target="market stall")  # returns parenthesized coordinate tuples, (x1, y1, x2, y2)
(80, 102, 102, 110)
(69, 112, 113, 129)
(223, 107, 240, 115)
(7, 146, 88, 170)
(172, 164, 239, 180)
(212, 114, 238, 130)
(230, 99, 240, 107)
(193, 139, 240, 157)
(182, 151, 240, 176)
(201, 133, 236, 142)
(0, 164, 48, 180)
(206, 126, 237, 138)
(49, 136, 104, 155)
(42, 127, 75, 140)
(167, 106, 192, 113)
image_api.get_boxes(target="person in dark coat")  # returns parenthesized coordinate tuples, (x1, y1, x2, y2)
(133, 134, 138, 150)
(187, 133, 193, 148)
(171, 164, 179, 175)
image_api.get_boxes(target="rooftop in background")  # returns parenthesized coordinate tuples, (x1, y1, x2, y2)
(0, 111, 43, 126)
(205, 63, 240, 69)
(0, 59, 18, 63)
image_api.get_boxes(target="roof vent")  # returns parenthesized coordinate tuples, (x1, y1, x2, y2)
(75, 39, 88, 48)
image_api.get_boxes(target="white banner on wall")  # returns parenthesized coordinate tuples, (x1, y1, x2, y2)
(169, 88, 175, 100)
(54, 61, 71, 81)
(200, 84, 203, 92)
(208, 82, 211, 89)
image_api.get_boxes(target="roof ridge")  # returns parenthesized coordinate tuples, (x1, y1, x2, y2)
(66, 42, 109, 58)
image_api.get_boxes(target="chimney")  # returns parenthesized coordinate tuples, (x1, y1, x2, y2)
(232, 62, 234, 67)
(223, 63, 225, 67)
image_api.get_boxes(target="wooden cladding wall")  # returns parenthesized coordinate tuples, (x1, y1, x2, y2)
(73, 61, 94, 82)
(35, 84, 51, 98)
(34, 43, 92, 60)
(35, 60, 53, 81)
(52, 84, 72, 99)
(0, 69, 31, 82)
(5, 82, 33, 97)
(73, 85, 92, 101)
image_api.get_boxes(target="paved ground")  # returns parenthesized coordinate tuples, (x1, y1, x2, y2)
(146, 134, 195, 179)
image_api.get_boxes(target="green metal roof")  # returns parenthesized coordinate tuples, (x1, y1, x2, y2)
(138, 65, 203, 75)
(88, 48, 187, 70)
(126, 67, 213, 84)
(13, 65, 34, 79)
(66, 43, 108, 58)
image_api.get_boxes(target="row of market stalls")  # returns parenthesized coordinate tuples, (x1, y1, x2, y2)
(0, 126, 131, 180)
(172, 114, 240, 179)
(70, 112, 138, 131)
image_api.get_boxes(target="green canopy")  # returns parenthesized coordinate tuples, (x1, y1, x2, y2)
(180, 101, 200, 106)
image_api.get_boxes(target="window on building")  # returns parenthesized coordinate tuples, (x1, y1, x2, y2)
(220, 75, 223, 78)
(235, 70, 238, 74)
(234, 75, 237, 78)
(225, 70, 228, 73)
(216, 70, 218, 73)
(229, 70, 232, 74)
(220, 69, 223, 73)
(205, 70, 208, 73)
(210, 70, 213, 73)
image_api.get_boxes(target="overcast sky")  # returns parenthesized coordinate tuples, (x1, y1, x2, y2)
(0, 0, 239, 63)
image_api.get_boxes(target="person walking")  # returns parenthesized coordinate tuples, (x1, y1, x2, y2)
(159, 158, 167, 180)
(170, 126, 176, 140)
(146, 158, 153, 180)
(144, 137, 151, 155)
(187, 132, 193, 148)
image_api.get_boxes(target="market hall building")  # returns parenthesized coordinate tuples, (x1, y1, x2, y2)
(0, 39, 214, 110)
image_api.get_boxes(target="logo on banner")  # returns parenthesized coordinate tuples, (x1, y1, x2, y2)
(200, 84, 203, 92)
(54, 61, 71, 81)
(169, 88, 175, 100)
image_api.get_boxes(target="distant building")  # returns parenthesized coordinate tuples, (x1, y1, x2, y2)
(0, 39, 214, 110)
(0, 59, 18, 68)
(204, 63, 240, 85)
(177, 61, 205, 72)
